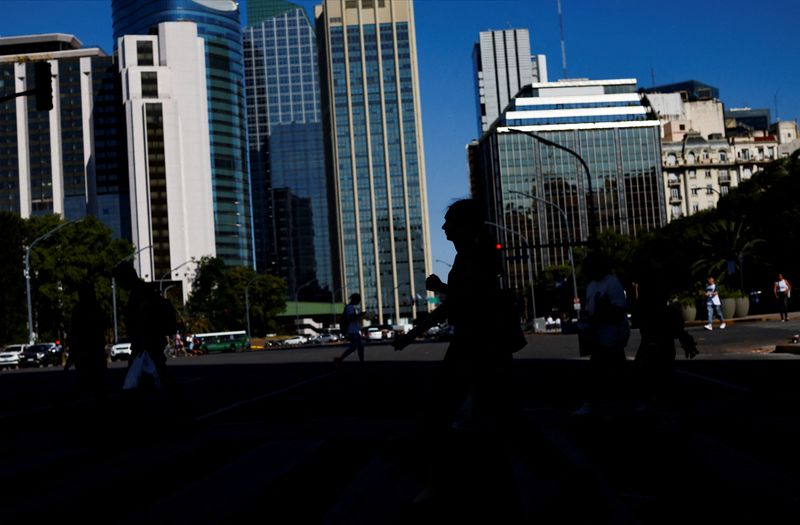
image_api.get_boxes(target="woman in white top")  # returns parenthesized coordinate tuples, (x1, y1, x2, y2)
(774, 273, 792, 322)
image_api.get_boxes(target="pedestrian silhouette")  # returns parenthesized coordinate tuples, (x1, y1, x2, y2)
(574, 250, 630, 416)
(334, 293, 366, 364)
(633, 261, 698, 414)
(65, 280, 107, 401)
(394, 198, 520, 521)
(112, 262, 180, 400)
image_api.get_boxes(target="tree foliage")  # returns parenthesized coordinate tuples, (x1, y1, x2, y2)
(185, 256, 287, 335)
(0, 214, 134, 345)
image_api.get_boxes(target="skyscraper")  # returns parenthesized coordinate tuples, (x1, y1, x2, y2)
(112, 0, 253, 268)
(316, 0, 431, 325)
(470, 78, 665, 298)
(118, 22, 216, 301)
(0, 34, 129, 237)
(473, 28, 546, 135)
(244, 0, 334, 300)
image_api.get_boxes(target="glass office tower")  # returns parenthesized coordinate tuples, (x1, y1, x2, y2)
(112, 0, 253, 268)
(470, 78, 665, 292)
(316, 0, 432, 325)
(244, 0, 334, 300)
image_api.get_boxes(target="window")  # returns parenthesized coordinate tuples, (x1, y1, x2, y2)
(705, 170, 712, 179)
(689, 170, 696, 179)
(141, 71, 158, 98)
(137, 41, 154, 66)
(692, 204, 700, 213)
(679, 124, 686, 131)
(719, 151, 727, 162)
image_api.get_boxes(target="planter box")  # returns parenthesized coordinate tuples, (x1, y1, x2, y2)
(721, 298, 736, 320)
(680, 304, 697, 322)
(735, 296, 750, 318)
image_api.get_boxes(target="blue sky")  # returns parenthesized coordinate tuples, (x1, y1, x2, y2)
(2, 0, 799, 272)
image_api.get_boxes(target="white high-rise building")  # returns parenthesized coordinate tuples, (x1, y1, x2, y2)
(473, 29, 547, 135)
(118, 21, 215, 301)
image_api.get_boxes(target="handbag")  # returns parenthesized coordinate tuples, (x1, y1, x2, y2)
(123, 351, 161, 390)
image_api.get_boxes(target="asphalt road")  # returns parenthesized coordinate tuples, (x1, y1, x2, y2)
(2, 318, 800, 523)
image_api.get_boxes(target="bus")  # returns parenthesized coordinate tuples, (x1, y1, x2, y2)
(194, 331, 250, 353)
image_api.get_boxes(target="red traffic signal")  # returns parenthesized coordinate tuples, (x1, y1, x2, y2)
(495, 243, 503, 250)
(34, 62, 53, 112)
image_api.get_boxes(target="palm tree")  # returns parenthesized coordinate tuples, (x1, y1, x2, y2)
(691, 219, 764, 290)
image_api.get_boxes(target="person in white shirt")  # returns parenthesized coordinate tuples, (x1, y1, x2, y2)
(774, 273, 792, 322)
(704, 276, 726, 330)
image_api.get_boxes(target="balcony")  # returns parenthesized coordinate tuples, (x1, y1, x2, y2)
(667, 177, 681, 187)
(669, 195, 682, 205)
(719, 173, 731, 184)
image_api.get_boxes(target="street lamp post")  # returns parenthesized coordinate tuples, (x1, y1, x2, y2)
(500, 127, 598, 239)
(24, 218, 84, 344)
(112, 244, 152, 343)
(485, 220, 537, 325)
(435, 259, 453, 269)
(159, 258, 197, 297)
(509, 190, 580, 314)
(294, 278, 315, 334)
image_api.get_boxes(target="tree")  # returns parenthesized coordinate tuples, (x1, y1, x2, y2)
(690, 219, 764, 290)
(23, 215, 132, 343)
(0, 212, 27, 344)
(185, 256, 287, 335)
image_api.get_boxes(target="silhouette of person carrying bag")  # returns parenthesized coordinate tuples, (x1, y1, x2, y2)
(394, 199, 524, 521)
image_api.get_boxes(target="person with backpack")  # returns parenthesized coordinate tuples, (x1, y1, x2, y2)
(334, 293, 366, 364)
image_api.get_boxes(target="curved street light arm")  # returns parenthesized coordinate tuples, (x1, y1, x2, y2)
(501, 127, 598, 238)
(484, 220, 537, 322)
(508, 190, 580, 313)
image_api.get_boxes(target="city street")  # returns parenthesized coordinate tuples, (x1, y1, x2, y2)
(1, 318, 800, 523)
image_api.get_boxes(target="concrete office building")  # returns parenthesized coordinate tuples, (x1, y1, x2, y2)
(315, 0, 432, 325)
(473, 28, 548, 135)
(470, 78, 664, 296)
(647, 81, 789, 221)
(0, 34, 129, 236)
(118, 22, 216, 301)
(113, 0, 253, 268)
(244, 0, 335, 301)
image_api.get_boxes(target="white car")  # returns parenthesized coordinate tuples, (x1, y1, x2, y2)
(0, 344, 27, 368)
(316, 333, 339, 344)
(109, 342, 132, 361)
(283, 336, 307, 345)
(365, 327, 384, 341)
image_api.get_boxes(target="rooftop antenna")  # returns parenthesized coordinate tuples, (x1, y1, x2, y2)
(557, 0, 568, 79)
(774, 90, 780, 121)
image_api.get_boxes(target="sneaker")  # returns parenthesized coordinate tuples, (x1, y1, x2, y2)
(720, 323, 726, 329)
(704, 324, 713, 331)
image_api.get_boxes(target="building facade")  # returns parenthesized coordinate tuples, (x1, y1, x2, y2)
(473, 28, 543, 135)
(118, 22, 216, 301)
(112, 0, 253, 268)
(315, 0, 432, 325)
(0, 34, 129, 237)
(470, 78, 665, 295)
(244, 0, 335, 301)
(647, 81, 789, 221)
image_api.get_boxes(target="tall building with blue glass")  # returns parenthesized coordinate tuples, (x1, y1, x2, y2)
(470, 78, 665, 297)
(112, 0, 253, 268)
(316, 0, 432, 325)
(244, 0, 334, 301)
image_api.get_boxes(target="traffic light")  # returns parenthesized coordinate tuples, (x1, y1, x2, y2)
(33, 62, 53, 112)
(495, 242, 503, 250)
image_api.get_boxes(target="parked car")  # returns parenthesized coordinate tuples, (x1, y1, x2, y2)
(314, 333, 340, 344)
(19, 343, 62, 368)
(0, 344, 27, 369)
(109, 341, 132, 361)
(283, 335, 307, 346)
(364, 327, 384, 341)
